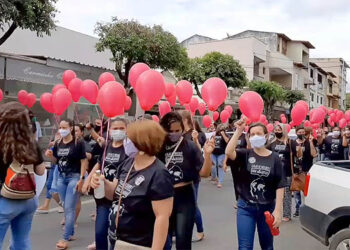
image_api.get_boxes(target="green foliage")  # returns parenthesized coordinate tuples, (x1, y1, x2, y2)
(0, 0, 57, 45)
(175, 52, 247, 98)
(284, 89, 305, 111)
(95, 18, 188, 86)
(249, 80, 285, 120)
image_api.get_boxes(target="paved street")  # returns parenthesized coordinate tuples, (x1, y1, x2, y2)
(4, 172, 328, 250)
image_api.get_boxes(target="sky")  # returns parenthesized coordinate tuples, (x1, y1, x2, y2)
(55, 0, 350, 87)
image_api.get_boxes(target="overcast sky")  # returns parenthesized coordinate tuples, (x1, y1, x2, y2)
(55, 0, 350, 85)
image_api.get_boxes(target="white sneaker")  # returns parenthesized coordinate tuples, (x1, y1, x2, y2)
(58, 206, 64, 213)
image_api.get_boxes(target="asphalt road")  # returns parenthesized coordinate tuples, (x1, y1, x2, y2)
(3, 171, 328, 250)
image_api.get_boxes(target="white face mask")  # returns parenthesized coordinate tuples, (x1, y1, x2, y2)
(110, 129, 126, 142)
(333, 131, 340, 137)
(249, 135, 267, 148)
(59, 129, 71, 138)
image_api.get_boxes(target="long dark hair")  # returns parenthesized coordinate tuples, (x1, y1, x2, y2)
(0, 102, 39, 164)
(160, 112, 184, 133)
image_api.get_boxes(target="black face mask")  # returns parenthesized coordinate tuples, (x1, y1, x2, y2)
(275, 132, 283, 139)
(297, 134, 305, 140)
(324, 131, 329, 135)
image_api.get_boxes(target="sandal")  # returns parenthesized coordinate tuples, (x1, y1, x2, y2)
(56, 239, 68, 249)
(87, 242, 96, 250)
(192, 233, 205, 242)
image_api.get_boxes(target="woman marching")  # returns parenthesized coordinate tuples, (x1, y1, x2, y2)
(83, 118, 128, 250)
(226, 119, 287, 250)
(46, 119, 88, 249)
(0, 102, 45, 250)
(267, 124, 292, 222)
(159, 112, 214, 250)
(91, 120, 174, 250)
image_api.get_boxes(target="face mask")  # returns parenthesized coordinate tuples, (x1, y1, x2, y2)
(110, 129, 126, 142)
(59, 129, 71, 138)
(275, 132, 283, 139)
(333, 131, 340, 137)
(249, 135, 266, 148)
(124, 138, 139, 158)
(297, 134, 305, 140)
(168, 132, 182, 143)
(289, 134, 297, 140)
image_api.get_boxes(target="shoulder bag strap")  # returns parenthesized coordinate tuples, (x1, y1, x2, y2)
(165, 137, 184, 168)
(115, 161, 135, 234)
(289, 140, 294, 175)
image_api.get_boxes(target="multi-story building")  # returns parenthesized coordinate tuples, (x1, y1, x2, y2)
(310, 58, 349, 110)
(308, 62, 328, 109)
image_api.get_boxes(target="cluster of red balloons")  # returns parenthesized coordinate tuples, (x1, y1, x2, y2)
(0, 89, 3, 102)
(17, 90, 37, 108)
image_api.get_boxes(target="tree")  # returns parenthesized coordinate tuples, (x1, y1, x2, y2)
(95, 18, 188, 87)
(175, 52, 247, 98)
(284, 89, 305, 113)
(0, 0, 57, 46)
(249, 81, 284, 120)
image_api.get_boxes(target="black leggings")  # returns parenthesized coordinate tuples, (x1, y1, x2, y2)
(168, 184, 196, 250)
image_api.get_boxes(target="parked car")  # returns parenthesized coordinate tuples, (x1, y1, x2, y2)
(300, 161, 350, 250)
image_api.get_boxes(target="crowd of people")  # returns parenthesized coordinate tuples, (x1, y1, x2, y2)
(0, 102, 350, 250)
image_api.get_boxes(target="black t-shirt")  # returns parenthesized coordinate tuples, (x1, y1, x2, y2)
(97, 143, 127, 206)
(183, 130, 206, 148)
(267, 141, 292, 177)
(158, 138, 204, 184)
(324, 136, 344, 160)
(0, 143, 44, 189)
(53, 139, 86, 174)
(213, 133, 227, 155)
(230, 149, 287, 204)
(291, 139, 315, 173)
(108, 157, 173, 247)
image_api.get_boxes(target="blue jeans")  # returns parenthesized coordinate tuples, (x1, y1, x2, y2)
(193, 182, 204, 233)
(237, 199, 274, 250)
(57, 172, 80, 241)
(96, 204, 110, 250)
(0, 197, 38, 250)
(45, 164, 58, 199)
(295, 191, 302, 213)
(211, 154, 226, 184)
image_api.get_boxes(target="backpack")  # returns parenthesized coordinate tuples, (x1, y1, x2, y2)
(0, 160, 36, 199)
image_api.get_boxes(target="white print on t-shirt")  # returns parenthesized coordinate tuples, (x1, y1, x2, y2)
(166, 151, 184, 165)
(116, 180, 135, 198)
(57, 148, 70, 169)
(250, 164, 271, 177)
(168, 165, 183, 182)
(105, 153, 121, 163)
(275, 144, 286, 151)
(331, 139, 340, 154)
(248, 157, 256, 164)
(135, 175, 145, 186)
(104, 165, 117, 179)
(250, 177, 266, 201)
(57, 148, 70, 157)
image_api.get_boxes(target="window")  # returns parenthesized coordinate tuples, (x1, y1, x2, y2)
(320, 97, 323, 104)
(263, 67, 266, 75)
(311, 93, 314, 102)
(318, 74, 323, 84)
(310, 68, 314, 78)
(317, 96, 319, 103)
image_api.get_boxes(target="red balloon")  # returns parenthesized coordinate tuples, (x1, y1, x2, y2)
(220, 110, 230, 123)
(285, 124, 291, 133)
(224, 105, 233, 116)
(167, 92, 177, 107)
(184, 103, 190, 111)
(295, 100, 309, 114)
(239, 91, 264, 122)
(52, 88, 72, 116)
(327, 117, 334, 127)
(304, 120, 311, 128)
(0, 89, 3, 102)
(136, 70, 165, 111)
(124, 96, 132, 111)
(152, 115, 159, 123)
(62, 70, 76, 88)
(267, 123, 274, 133)
(260, 114, 267, 123)
(281, 116, 287, 124)
(189, 97, 199, 113)
(310, 108, 326, 124)
(202, 115, 212, 128)
(98, 72, 115, 88)
(347, 120, 350, 126)
(129, 63, 150, 89)
(213, 111, 219, 121)
(345, 111, 350, 121)
(319, 105, 327, 115)
(68, 78, 82, 102)
(289, 121, 295, 127)
(312, 123, 320, 129)
(291, 105, 307, 126)
(159, 101, 171, 117)
(165, 83, 176, 98)
(201, 78, 227, 111)
(97, 81, 126, 118)
(198, 103, 206, 115)
(339, 118, 347, 128)
(330, 113, 336, 122)
(328, 109, 334, 116)
(81, 79, 99, 104)
(52, 84, 67, 95)
(26, 93, 36, 108)
(176, 80, 193, 105)
(18, 90, 28, 106)
(335, 110, 344, 123)
(40, 93, 55, 113)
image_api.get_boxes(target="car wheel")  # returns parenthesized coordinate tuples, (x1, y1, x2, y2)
(329, 228, 350, 250)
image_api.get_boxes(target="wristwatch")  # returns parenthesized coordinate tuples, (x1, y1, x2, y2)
(80, 175, 85, 180)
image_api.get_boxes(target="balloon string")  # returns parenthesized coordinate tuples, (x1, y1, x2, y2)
(100, 114, 104, 136)
(100, 118, 110, 174)
(48, 114, 59, 146)
(95, 105, 101, 121)
(74, 103, 80, 123)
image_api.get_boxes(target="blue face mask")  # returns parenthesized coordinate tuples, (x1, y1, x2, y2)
(123, 138, 138, 158)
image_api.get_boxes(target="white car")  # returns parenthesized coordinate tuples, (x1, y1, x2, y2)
(300, 161, 350, 250)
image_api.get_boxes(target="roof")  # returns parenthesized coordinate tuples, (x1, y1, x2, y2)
(309, 62, 328, 75)
(311, 58, 350, 68)
(180, 34, 216, 45)
(291, 40, 315, 49)
(0, 26, 115, 70)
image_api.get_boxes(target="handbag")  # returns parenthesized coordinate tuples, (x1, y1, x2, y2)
(289, 141, 306, 192)
(1, 160, 36, 199)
